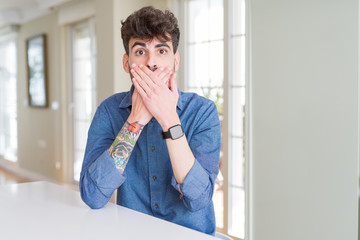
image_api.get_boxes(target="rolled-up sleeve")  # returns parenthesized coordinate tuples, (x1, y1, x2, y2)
(171, 101, 221, 211)
(79, 104, 126, 209)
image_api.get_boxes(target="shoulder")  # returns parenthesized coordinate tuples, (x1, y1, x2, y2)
(179, 91, 217, 111)
(178, 90, 219, 127)
(98, 91, 130, 111)
(179, 91, 220, 136)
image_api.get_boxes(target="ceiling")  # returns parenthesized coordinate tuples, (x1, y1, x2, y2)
(0, 0, 74, 27)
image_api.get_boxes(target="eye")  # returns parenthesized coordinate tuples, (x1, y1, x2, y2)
(135, 49, 145, 56)
(159, 49, 167, 55)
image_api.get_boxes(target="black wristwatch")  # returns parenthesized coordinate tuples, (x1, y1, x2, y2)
(161, 124, 184, 140)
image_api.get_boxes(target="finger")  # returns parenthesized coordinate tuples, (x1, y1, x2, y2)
(164, 70, 172, 86)
(131, 68, 153, 96)
(132, 64, 156, 90)
(170, 72, 178, 93)
(153, 67, 166, 82)
(139, 65, 159, 87)
(156, 68, 167, 79)
(154, 67, 165, 75)
(158, 68, 172, 84)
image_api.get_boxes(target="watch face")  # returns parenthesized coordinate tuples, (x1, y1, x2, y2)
(169, 125, 184, 139)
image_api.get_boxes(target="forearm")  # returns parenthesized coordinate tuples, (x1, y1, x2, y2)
(166, 135, 195, 184)
(161, 114, 195, 184)
(108, 119, 145, 174)
(161, 106, 220, 211)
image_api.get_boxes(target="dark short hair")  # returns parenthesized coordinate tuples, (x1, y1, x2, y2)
(121, 6, 180, 55)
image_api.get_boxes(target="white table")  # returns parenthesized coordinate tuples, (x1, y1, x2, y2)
(0, 181, 219, 240)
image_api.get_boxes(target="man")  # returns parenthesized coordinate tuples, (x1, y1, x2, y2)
(80, 6, 221, 235)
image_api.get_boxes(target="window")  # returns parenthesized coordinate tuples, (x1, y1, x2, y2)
(182, 0, 247, 239)
(228, 0, 246, 237)
(68, 18, 97, 182)
(0, 36, 17, 162)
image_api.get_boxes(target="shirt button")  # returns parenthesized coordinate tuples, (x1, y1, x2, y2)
(151, 118, 155, 122)
(151, 146, 155, 151)
(154, 204, 158, 208)
(152, 176, 157, 180)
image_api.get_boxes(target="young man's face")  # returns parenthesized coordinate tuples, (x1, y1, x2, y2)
(123, 37, 180, 84)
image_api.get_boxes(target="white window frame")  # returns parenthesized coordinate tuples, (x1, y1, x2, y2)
(67, 18, 97, 185)
(0, 27, 18, 164)
(177, 0, 251, 239)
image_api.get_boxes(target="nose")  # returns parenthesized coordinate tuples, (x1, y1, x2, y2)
(146, 52, 157, 72)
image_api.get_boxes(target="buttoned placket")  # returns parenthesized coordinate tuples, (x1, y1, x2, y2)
(147, 118, 161, 214)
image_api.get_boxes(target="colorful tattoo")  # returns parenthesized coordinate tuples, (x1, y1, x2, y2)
(108, 121, 144, 173)
(128, 122, 142, 134)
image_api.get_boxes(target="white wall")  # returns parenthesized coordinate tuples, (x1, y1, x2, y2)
(250, 0, 358, 240)
(15, 0, 160, 183)
(17, 12, 63, 182)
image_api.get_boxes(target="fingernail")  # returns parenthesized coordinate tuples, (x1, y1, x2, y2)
(131, 69, 135, 73)
(160, 67, 164, 71)
(131, 63, 136, 67)
(139, 64, 144, 68)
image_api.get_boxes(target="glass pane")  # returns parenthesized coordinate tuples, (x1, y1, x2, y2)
(188, 43, 210, 89)
(209, 0, 223, 41)
(230, 1, 246, 238)
(74, 28, 91, 59)
(73, 150, 85, 182)
(74, 90, 93, 121)
(231, 137, 244, 187)
(232, 36, 245, 86)
(74, 120, 91, 152)
(188, 87, 203, 96)
(232, 87, 245, 137)
(214, 173, 224, 228)
(71, 19, 96, 182)
(209, 40, 224, 88)
(232, 0, 246, 35)
(73, 59, 92, 90)
(0, 40, 17, 162)
(229, 186, 245, 238)
(0, 135, 4, 156)
(5, 136, 17, 162)
(188, 0, 209, 43)
(211, 88, 223, 114)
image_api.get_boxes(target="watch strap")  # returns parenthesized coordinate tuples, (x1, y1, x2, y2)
(161, 124, 184, 140)
(161, 130, 172, 139)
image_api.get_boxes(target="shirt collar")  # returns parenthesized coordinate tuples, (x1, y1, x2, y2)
(118, 85, 134, 109)
(118, 85, 184, 111)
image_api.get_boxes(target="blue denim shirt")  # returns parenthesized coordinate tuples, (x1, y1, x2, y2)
(79, 86, 221, 235)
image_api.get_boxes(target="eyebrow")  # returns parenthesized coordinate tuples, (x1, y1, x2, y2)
(155, 43, 171, 49)
(130, 41, 171, 50)
(131, 41, 146, 50)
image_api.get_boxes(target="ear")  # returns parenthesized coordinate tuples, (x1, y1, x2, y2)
(123, 54, 129, 73)
(174, 51, 180, 72)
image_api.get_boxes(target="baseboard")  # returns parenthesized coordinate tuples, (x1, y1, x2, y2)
(0, 157, 55, 183)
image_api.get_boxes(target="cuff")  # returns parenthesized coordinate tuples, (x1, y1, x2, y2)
(88, 150, 126, 197)
(171, 159, 210, 200)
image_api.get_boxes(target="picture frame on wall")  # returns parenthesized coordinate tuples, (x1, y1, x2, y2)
(26, 34, 48, 108)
